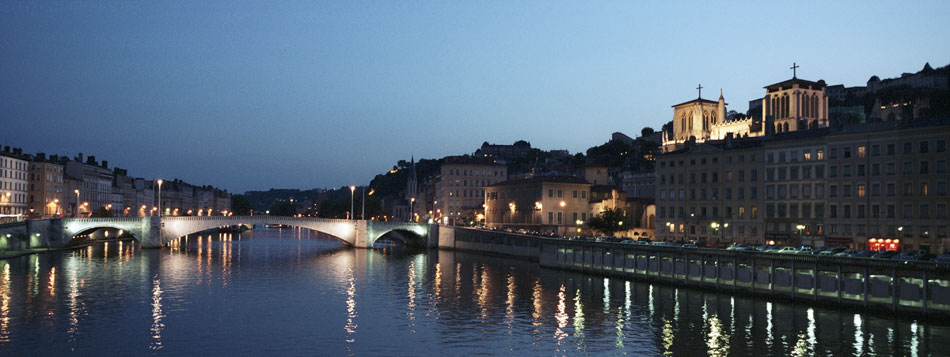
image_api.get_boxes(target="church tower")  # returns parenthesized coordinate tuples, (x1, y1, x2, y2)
(761, 63, 829, 133)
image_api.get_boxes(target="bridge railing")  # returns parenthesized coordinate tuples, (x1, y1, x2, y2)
(64, 217, 148, 224)
(159, 215, 356, 225)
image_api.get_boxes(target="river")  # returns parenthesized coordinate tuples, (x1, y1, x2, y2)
(0, 227, 945, 355)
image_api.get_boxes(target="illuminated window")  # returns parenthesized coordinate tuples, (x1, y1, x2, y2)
(857, 146, 866, 158)
(858, 184, 866, 197)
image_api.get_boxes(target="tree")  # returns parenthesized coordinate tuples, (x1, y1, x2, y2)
(586, 208, 629, 236)
(640, 126, 655, 137)
(231, 195, 252, 215)
(269, 201, 296, 216)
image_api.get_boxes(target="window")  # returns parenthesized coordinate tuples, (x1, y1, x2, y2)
(858, 184, 866, 197)
(920, 141, 929, 154)
(921, 183, 929, 196)
(920, 161, 929, 174)
(903, 204, 913, 219)
(857, 146, 866, 158)
(829, 185, 838, 197)
(830, 148, 838, 159)
(843, 147, 851, 158)
(843, 205, 851, 218)
(904, 142, 913, 154)
(903, 162, 913, 175)
(887, 205, 896, 219)
(905, 183, 913, 196)
(938, 140, 947, 153)
(871, 145, 881, 156)
(938, 160, 947, 174)
(887, 143, 896, 155)
(872, 164, 881, 176)
(572, 190, 577, 198)
(829, 166, 837, 178)
(830, 204, 838, 218)
(843, 184, 851, 197)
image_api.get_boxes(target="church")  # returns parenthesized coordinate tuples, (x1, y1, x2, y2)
(662, 64, 830, 152)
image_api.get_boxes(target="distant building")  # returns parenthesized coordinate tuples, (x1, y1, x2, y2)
(429, 156, 507, 224)
(27, 153, 65, 218)
(621, 172, 656, 199)
(0, 146, 30, 221)
(485, 175, 591, 235)
(662, 70, 829, 152)
(474, 140, 532, 161)
(656, 138, 765, 244)
(580, 165, 609, 185)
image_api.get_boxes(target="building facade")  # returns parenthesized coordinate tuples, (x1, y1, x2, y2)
(621, 172, 656, 199)
(824, 122, 950, 252)
(0, 147, 29, 221)
(485, 176, 591, 235)
(28, 154, 65, 218)
(763, 131, 829, 246)
(431, 158, 507, 223)
(656, 140, 765, 244)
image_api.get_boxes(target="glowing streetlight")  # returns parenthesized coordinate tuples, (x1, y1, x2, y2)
(349, 186, 356, 220)
(156, 179, 164, 217)
(409, 197, 416, 222)
(74, 189, 80, 217)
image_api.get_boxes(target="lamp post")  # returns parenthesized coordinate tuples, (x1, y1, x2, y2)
(74, 189, 80, 217)
(710, 222, 719, 244)
(361, 187, 365, 219)
(349, 186, 356, 220)
(157, 179, 164, 217)
(409, 197, 415, 222)
(796, 224, 806, 247)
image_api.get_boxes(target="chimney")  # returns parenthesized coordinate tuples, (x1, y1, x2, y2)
(101, 160, 108, 169)
(87, 155, 96, 165)
(3, 146, 9, 153)
(77, 153, 84, 162)
(37, 152, 47, 161)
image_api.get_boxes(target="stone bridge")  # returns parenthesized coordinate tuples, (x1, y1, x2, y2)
(52, 216, 435, 248)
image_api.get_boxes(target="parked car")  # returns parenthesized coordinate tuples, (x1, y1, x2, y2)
(932, 254, 950, 264)
(834, 249, 858, 257)
(893, 250, 932, 261)
(818, 247, 846, 256)
(871, 250, 898, 259)
(777, 246, 799, 254)
(851, 250, 874, 258)
(797, 247, 815, 255)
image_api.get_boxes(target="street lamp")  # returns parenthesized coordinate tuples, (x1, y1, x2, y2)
(796, 224, 806, 246)
(409, 197, 415, 222)
(74, 189, 80, 217)
(349, 186, 356, 220)
(157, 179, 164, 217)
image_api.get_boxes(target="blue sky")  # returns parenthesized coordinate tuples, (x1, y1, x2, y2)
(2, 1, 949, 193)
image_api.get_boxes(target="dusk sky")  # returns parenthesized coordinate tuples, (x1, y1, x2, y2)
(2, 1, 949, 193)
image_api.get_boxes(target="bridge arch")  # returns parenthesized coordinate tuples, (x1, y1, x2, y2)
(160, 216, 359, 246)
(62, 218, 153, 244)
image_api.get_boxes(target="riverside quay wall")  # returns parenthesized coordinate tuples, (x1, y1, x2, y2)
(439, 228, 950, 316)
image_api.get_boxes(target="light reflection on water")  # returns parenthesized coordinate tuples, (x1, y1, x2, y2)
(0, 228, 945, 355)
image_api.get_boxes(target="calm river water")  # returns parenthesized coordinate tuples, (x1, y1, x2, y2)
(0, 227, 946, 355)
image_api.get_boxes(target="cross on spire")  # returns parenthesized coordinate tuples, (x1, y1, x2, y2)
(696, 83, 703, 99)
(790, 62, 799, 79)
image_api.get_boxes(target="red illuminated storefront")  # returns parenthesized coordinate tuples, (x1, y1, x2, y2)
(867, 238, 900, 251)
